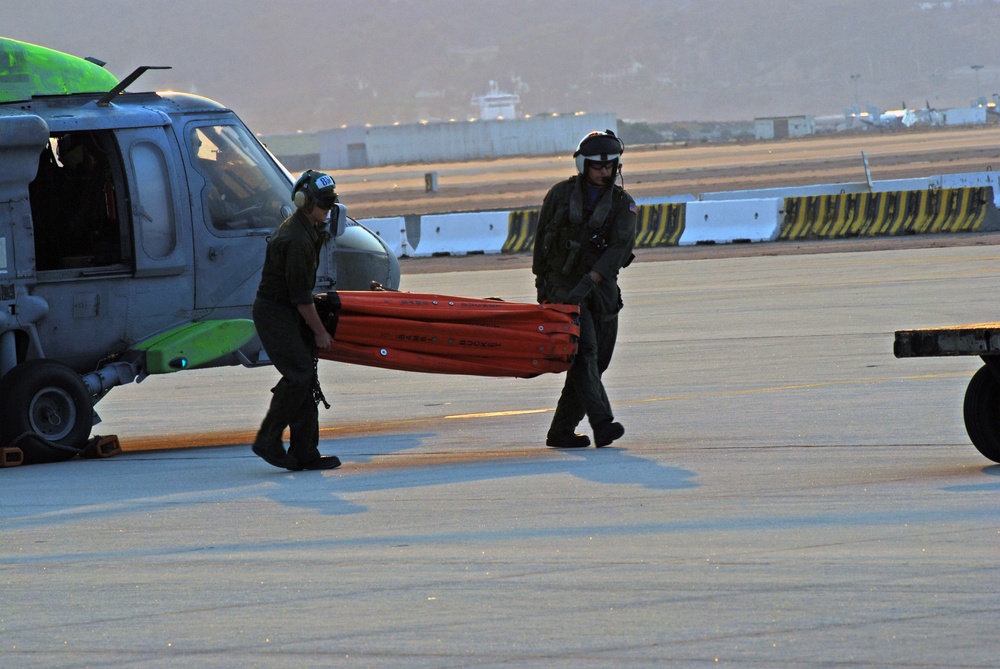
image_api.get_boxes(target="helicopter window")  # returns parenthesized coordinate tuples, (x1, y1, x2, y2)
(189, 125, 291, 232)
(130, 141, 176, 259)
(29, 131, 128, 272)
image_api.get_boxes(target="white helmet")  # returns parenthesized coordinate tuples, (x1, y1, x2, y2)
(573, 129, 625, 174)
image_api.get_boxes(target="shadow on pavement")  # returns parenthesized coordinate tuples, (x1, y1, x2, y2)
(1, 432, 697, 526)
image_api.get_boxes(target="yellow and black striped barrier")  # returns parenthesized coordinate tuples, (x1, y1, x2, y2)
(503, 203, 687, 253)
(635, 203, 686, 247)
(503, 208, 540, 254)
(779, 187, 996, 240)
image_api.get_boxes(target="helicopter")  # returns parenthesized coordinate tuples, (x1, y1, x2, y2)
(0, 37, 400, 465)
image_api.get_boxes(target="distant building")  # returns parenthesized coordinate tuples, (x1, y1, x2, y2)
(943, 107, 988, 126)
(262, 131, 320, 172)
(471, 80, 521, 120)
(754, 116, 816, 140)
(263, 112, 618, 171)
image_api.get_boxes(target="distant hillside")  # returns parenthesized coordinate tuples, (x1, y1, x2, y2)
(9, 0, 999, 134)
(240, 0, 1000, 132)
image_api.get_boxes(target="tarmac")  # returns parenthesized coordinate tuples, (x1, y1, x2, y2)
(3, 242, 999, 668)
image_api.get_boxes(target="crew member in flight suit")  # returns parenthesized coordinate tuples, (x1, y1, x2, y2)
(251, 170, 341, 470)
(532, 130, 637, 448)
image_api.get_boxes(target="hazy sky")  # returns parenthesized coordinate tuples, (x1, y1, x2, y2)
(6, 0, 999, 135)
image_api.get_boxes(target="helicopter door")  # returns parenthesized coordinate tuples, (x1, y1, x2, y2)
(187, 124, 292, 312)
(108, 127, 192, 282)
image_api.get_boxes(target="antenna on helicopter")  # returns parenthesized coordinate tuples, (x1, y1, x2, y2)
(97, 66, 172, 106)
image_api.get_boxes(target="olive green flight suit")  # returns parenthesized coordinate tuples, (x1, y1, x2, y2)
(252, 208, 329, 464)
(532, 175, 637, 439)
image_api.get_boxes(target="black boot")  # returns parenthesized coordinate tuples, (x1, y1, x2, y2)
(292, 454, 342, 471)
(546, 432, 592, 448)
(252, 440, 299, 470)
(594, 422, 625, 448)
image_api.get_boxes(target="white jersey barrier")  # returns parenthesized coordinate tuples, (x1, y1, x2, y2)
(357, 170, 997, 257)
(679, 199, 781, 245)
(404, 211, 509, 257)
(356, 217, 409, 258)
(938, 172, 1000, 206)
(700, 172, 1000, 206)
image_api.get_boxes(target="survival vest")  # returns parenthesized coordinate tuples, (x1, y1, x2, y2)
(538, 177, 631, 284)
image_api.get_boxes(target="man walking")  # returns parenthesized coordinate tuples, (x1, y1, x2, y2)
(251, 170, 342, 471)
(532, 130, 637, 448)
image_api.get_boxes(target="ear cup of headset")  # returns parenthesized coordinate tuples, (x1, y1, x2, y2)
(292, 169, 313, 208)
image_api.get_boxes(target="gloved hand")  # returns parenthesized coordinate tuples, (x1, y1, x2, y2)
(566, 274, 597, 304)
(535, 277, 548, 304)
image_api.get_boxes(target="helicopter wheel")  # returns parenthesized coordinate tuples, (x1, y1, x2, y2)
(0, 359, 93, 464)
(963, 364, 1000, 464)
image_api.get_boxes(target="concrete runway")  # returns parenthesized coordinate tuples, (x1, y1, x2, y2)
(3, 244, 1000, 668)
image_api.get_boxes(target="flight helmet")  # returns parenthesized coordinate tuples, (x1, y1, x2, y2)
(574, 129, 625, 175)
(292, 169, 338, 209)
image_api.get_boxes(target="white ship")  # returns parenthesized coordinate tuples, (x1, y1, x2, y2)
(471, 80, 520, 120)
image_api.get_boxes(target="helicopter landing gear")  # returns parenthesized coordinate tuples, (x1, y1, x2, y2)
(0, 359, 94, 464)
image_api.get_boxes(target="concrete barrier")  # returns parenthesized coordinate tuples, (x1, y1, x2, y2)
(779, 187, 998, 240)
(503, 208, 539, 254)
(703, 183, 870, 201)
(885, 187, 997, 235)
(359, 171, 1000, 257)
(925, 187, 997, 234)
(635, 195, 697, 205)
(636, 203, 686, 247)
(356, 216, 409, 257)
(938, 173, 1000, 206)
(679, 199, 780, 245)
(407, 211, 509, 257)
(704, 177, 950, 202)
(780, 192, 892, 240)
(503, 203, 687, 252)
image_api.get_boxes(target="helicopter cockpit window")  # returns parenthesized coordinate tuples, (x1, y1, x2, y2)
(189, 125, 291, 232)
(29, 130, 129, 272)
